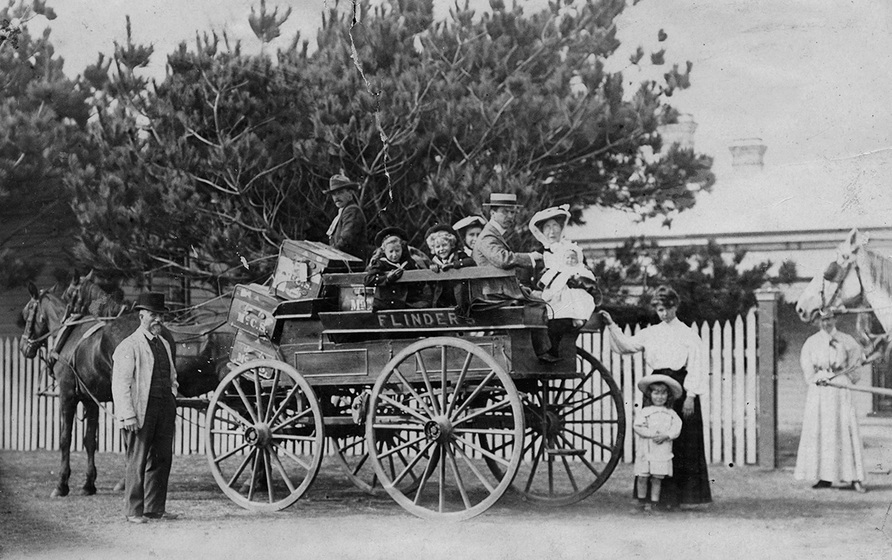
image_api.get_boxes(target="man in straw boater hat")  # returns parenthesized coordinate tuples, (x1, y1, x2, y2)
(473, 192, 560, 362)
(325, 172, 368, 262)
(794, 307, 868, 493)
(112, 292, 180, 523)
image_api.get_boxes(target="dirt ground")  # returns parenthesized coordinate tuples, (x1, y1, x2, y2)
(1, 449, 891, 560)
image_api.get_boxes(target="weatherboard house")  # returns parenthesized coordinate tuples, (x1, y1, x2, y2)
(568, 131, 892, 421)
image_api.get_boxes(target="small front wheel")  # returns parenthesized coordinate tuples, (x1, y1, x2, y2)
(205, 359, 324, 512)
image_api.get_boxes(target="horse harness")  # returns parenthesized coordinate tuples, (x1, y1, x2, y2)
(820, 258, 864, 312)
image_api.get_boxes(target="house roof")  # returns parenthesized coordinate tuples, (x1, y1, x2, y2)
(568, 147, 892, 243)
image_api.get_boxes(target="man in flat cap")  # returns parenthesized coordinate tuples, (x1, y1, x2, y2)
(325, 173, 368, 262)
(112, 292, 179, 523)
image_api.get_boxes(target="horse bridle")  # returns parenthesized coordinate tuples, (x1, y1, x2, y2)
(819, 258, 864, 311)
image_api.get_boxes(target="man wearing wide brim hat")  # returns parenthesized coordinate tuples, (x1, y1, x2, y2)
(325, 173, 368, 262)
(112, 292, 180, 523)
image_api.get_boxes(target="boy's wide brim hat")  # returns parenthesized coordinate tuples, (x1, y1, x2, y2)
(324, 173, 360, 194)
(134, 292, 169, 314)
(482, 192, 522, 208)
(452, 215, 486, 233)
(530, 204, 571, 229)
(374, 226, 409, 247)
(637, 374, 683, 400)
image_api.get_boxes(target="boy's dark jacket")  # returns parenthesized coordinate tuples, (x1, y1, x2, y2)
(364, 250, 426, 311)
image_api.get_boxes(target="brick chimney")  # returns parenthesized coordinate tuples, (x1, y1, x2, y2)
(658, 114, 697, 150)
(729, 138, 767, 170)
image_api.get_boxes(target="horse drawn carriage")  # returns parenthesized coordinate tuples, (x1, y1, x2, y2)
(205, 240, 626, 520)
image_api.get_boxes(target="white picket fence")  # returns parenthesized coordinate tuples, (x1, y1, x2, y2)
(0, 309, 759, 465)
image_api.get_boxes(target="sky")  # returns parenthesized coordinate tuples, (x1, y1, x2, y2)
(27, 0, 892, 172)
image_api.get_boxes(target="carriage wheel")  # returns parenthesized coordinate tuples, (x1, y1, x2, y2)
(205, 359, 324, 512)
(480, 347, 625, 506)
(331, 434, 423, 495)
(367, 337, 524, 520)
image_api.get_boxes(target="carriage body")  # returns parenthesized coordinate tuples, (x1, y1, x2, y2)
(205, 241, 624, 519)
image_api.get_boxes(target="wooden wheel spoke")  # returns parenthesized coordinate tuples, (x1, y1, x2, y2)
(562, 370, 594, 404)
(372, 422, 425, 431)
(349, 452, 369, 476)
(391, 438, 436, 487)
(210, 429, 244, 437)
(562, 426, 612, 453)
(560, 454, 579, 493)
(453, 442, 495, 493)
(558, 433, 602, 478)
(378, 394, 431, 424)
(232, 379, 260, 424)
(559, 392, 610, 419)
(268, 383, 303, 426)
(524, 439, 546, 493)
(446, 444, 472, 510)
(438, 445, 447, 513)
(247, 448, 261, 501)
(564, 419, 619, 425)
(337, 437, 365, 453)
(377, 434, 427, 461)
(416, 353, 441, 416)
(268, 448, 297, 493)
(449, 369, 497, 421)
(453, 427, 517, 436)
(452, 397, 511, 427)
(444, 352, 474, 417)
(262, 448, 274, 503)
(270, 407, 314, 433)
(452, 434, 512, 467)
(214, 441, 251, 465)
(391, 367, 436, 418)
(273, 433, 318, 442)
(215, 402, 253, 430)
(412, 447, 439, 505)
(225, 447, 255, 488)
(253, 371, 264, 427)
(264, 370, 281, 422)
(440, 345, 448, 415)
(273, 443, 311, 472)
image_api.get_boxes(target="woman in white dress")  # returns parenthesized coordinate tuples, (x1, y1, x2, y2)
(599, 285, 712, 508)
(793, 309, 866, 492)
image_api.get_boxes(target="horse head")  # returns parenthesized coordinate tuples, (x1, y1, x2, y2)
(796, 228, 868, 322)
(21, 282, 67, 359)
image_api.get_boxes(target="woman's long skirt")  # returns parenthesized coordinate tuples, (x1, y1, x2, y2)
(634, 367, 712, 506)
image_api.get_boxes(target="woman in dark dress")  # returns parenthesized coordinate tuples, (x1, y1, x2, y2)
(599, 286, 712, 509)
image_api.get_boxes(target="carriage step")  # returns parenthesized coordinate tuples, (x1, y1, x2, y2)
(545, 448, 584, 457)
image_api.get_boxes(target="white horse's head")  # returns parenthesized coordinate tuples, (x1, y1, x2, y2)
(795, 228, 869, 322)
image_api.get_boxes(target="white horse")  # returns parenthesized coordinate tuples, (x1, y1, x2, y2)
(795, 228, 892, 395)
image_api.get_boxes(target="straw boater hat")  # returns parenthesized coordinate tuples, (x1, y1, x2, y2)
(483, 192, 522, 208)
(452, 215, 486, 234)
(134, 292, 169, 314)
(324, 173, 360, 194)
(637, 374, 683, 400)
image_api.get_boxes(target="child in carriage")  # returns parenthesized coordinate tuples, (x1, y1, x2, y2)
(423, 224, 475, 319)
(537, 243, 599, 358)
(364, 229, 427, 311)
(633, 374, 684, 512)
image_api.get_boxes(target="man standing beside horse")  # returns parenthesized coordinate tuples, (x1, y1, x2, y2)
(112, 292, 180, 523)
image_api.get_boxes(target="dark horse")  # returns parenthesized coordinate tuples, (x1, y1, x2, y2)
(20, 283, 234, 498)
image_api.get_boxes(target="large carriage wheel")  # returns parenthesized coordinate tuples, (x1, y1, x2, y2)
(480, 347, 625, 506)
(205, 359, 325, 512)
(367, 337, 524, 520)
